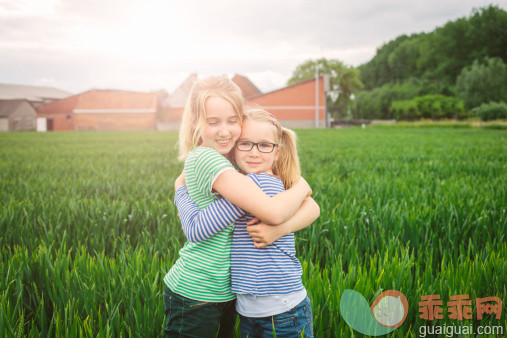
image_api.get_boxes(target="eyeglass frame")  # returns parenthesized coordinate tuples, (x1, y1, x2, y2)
(235, 140, 278, 153)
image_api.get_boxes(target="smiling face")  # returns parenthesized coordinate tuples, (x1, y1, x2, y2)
(200, 96, 242, 155)
(234, 119, 280, 174)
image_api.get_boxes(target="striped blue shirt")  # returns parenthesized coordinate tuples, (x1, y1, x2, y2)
(174, 172, 305, 296)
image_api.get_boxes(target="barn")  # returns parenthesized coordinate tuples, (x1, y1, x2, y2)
(246, 76, 327, 128)
(0, 100, 37, 132)
(37, 90, 158, 131)
(36, 94, 79, 131)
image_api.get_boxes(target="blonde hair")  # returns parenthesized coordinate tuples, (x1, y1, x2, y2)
(243, 107, 301, 189)
(178, 75, 244, 161)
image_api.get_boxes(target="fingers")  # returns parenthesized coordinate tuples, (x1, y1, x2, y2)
(247, 225, 270, 248)
(254, 241, 267, 249)
(247, 217, 261, 226)
(249, 232, 262, 242)
(246, 224, 258, 234)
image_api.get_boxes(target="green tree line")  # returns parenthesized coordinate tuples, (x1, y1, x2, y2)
(356, 5, 507, 120)
(288, 5, 507, 121)
(359, 5, 507, 89)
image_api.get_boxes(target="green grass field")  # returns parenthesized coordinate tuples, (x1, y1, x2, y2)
(1, 128, 505, 337)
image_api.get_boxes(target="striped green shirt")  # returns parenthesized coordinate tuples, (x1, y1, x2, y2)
(164, 147, 236, 302)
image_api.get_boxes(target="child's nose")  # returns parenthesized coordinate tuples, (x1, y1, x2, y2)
(249, 146, 260, 156)
(218, 123, 229, 135)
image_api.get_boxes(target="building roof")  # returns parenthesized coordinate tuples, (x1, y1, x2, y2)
(0, 83, 72, 101)
(37, 93, 81, 116)
(232, 74, 262, 99)
(164, 74, 198, 108)
(0, 99, 35, 117)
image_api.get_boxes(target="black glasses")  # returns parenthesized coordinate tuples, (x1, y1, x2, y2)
(236, 141, 278, 153)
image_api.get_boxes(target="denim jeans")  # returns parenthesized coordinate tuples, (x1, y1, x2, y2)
(163, 286, 236, 338)
(239, 296, 314, 338)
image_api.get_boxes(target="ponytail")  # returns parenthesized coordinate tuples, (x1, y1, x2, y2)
(273, 127, 301, 189)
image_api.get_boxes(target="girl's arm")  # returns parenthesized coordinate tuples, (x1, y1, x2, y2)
(247, 196, 320, 248)
(213, 170, 311, 225)
(174, 185, 243, 243)
(174, 171, 314, 243)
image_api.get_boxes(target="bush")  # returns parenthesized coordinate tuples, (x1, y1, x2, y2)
(456, 57, 507, 109)
(471, 101, 507, 121)
(354, 80, 449, 120)
(389, 95, 465, 120)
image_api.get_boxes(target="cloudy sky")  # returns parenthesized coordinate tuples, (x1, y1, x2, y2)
(1, 0, 505, 94)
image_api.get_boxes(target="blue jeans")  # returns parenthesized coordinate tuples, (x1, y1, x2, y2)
(239, 296, 314, 338)
(163, 286, 236, 337)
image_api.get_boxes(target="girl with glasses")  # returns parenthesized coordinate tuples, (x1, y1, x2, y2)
(163, 76, 316, 337)
(175, 107, 319, 337)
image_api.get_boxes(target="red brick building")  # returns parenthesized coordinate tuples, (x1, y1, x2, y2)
(37, 90, 158, 131)
(37, 95, 79, 131)
(36, 75, 327, 131)
(247, 77, 326, 128)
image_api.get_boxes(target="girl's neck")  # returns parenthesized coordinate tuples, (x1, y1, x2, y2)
(242, 169, 275, 176)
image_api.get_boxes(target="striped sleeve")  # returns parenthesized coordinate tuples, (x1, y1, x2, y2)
(175, 186, 244, 242)
(245, 173, 262, 188)
(192, 148, 235, 197)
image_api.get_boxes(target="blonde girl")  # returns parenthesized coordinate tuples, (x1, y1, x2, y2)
(163, 76, 312, 337)
(175, 107, 319, 337)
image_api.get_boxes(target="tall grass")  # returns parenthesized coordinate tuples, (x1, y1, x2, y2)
(1, 129, 505, 336)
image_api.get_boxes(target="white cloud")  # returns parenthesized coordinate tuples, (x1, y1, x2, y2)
(0, 0, 505, 93)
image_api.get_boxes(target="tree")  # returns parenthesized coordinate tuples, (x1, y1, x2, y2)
(387, 37, 422, 81)
(359, 34, 419, 89)
(287, 58, 363, 119)
(456, 57, 507, 109)
(359, 5, 507, 88)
